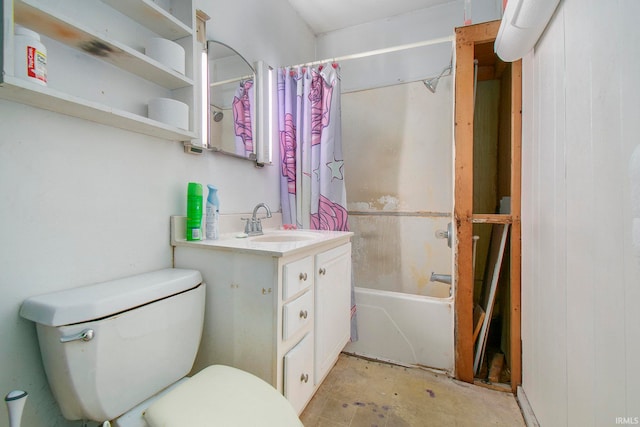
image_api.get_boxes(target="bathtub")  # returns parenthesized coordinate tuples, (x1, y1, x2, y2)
(344, 286, 454, 372)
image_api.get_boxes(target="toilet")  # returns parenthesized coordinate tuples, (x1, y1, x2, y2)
(19, 268, 302, 426)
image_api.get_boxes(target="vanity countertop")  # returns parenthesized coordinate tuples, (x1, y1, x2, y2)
(170, 216, 352, 257)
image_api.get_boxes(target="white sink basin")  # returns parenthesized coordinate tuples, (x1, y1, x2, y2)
(249, 231, 319, 243)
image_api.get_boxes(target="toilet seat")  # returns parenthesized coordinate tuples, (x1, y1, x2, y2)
(143, 365, 303, 427)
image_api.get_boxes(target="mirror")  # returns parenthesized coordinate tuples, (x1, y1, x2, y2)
(208, 40, 257, 161)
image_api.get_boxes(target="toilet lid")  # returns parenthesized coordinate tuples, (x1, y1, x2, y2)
(143, 365, 303, 427)
(20, 268, 202, 326)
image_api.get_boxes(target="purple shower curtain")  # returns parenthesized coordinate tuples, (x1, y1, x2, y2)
(233, 79, 254, 157)
(278, 64, 357, 340)
(278, 65, 349, 231)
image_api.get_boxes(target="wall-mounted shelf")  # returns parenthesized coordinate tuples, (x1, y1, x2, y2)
(100, 0, 192, 40)
(15, 0, 193, 90)
(0, 0, 200, 143)
(0, 76, 197, 140)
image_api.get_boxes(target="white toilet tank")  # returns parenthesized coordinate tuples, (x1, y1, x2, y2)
(20, 269, 204, 422)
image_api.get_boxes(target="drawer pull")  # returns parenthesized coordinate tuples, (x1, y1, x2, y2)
(319, 267, 326, 275)
(299, 272, 308, 281)
(299, 310, 308, 319)
(262, 287, 272, 295)
(300, 373, 309, 383)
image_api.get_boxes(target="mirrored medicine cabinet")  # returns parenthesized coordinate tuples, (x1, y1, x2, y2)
(206, 40, 275, 165)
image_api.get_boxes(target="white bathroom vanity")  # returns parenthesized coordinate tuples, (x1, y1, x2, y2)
(171, 217, 352, 414)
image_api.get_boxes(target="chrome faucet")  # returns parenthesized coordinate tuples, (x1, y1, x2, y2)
(242, 203, 272, 236)
(430, 272, 452, 285)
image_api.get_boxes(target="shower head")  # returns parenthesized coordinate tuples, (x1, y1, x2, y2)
(212, 110, 224, 122)
(423, 64, 453, 94)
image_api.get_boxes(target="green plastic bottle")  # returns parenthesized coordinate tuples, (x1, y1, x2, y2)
(186, 182, 203, 241)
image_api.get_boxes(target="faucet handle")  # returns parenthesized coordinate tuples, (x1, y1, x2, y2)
(240, 217, 252, 234)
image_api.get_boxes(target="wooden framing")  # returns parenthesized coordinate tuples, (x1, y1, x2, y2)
(453, 21, 522, 392)
(471, 214, 512, 224)
(509, 59, 522, 393)
(454, 30, 476, 383)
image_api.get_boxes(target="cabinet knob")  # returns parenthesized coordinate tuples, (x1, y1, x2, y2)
(299, 310, 308, 319)
(299, 272, 308, 281)
(319, 267, 326, 275)
(262, 287, 272, 295)
(300, 373, 309, 383)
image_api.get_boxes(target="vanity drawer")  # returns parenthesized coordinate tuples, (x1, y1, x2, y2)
(283, 332, 314, 414)
(283, 256, 313, 300)
(283, 289, 313, 340)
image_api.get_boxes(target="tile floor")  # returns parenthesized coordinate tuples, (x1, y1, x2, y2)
(301, 354, 525, 427)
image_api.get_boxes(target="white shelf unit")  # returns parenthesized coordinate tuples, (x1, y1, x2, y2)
(0, 0, 199, 142)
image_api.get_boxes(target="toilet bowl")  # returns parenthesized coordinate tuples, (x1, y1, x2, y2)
(141, 365, 301, 427)
(20, 268, 302, 426)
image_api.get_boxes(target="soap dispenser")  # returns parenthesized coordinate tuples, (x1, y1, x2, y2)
(205, 185, 220, 240)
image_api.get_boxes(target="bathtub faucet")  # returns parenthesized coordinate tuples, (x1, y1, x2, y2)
(430, 272, 452, 285)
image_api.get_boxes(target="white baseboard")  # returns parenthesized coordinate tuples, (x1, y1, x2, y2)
(517, 386, 540, 427)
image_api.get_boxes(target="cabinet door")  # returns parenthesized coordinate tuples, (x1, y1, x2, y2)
(283, 332, 314, 414)
(314, 243, 352, 384)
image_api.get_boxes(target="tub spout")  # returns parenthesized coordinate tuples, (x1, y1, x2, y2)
(430, 272, 452, 285)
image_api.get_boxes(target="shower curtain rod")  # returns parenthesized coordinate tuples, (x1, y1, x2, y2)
(210, 73, 254, 88)
(286, 35, 454, 69)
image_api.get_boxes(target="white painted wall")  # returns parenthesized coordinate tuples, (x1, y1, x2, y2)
(0, 1, 314, 425)
(521, 0, 640, 425)
(204, 0, 315, 70)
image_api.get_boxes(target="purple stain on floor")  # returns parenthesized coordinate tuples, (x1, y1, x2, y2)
(378, 414, 385, 418)
(342, 403, 349, 408)
(382, 405, 390, 411)
(426, 389, 436, 398)
(354, 401, 366, 407)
